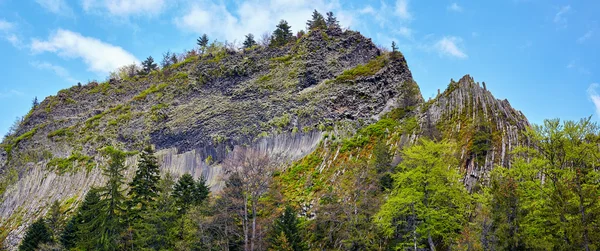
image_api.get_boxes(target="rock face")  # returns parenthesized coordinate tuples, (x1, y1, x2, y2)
(0, 29, 529, 248)
(420, 75, 530, 191)
(0, 29, 420, 248)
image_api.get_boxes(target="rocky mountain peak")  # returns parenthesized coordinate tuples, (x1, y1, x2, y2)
(0, 28, 530, 248)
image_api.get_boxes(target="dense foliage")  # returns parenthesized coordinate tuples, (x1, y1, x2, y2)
(8, 9, 600, 251)
(18, 117, 600, 250)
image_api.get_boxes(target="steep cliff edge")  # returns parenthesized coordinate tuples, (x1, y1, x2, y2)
(0, 28, 529, 248)
(420, 75, 530, 190)
(0, 29, 419, 248)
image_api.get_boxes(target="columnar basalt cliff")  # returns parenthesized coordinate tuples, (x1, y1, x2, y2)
(420, 75, 530, 191)
(0, 28, 528, 249)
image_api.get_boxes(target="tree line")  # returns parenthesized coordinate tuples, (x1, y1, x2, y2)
(106, 9, 342, 82)
(20, 118, 600, 250)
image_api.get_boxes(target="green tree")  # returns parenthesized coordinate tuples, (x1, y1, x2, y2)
(172, 173, 210, 238)
(71, 188, 103, 250)
(326, 11, 339, 29)
(46, 200, 62, 238)
(306, 9, 326, 30)
(372, 139, 393, 191)
(197, 34, 209, 53)
(161, 51, 173, 68)
(18, 218, 53, 251)
(212, 173, 245, 250)
(60, 217, 77, 250)
(141, 56, 158, 74)
(32, 96, 39, 109)
(376, 139, 469, 250)
(96, 146, 128, 250)
(243, 33, 257, 49)
(128, 146, 161, 214)
(373, 139, 392, 173)
(173, 174, 205, 213)
(487, 165, 529, 250)
(132, 173, 179, 250)
(269, 206, 305, 251)
(503, 118, 600, 250)
(271, 20, 293, 47)
(270, 232, 294, 251)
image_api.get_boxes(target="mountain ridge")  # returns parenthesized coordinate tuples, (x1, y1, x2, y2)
(0, 27, 528, 249)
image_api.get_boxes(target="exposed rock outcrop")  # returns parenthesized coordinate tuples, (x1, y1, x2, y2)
(0, 29, 529, 248)
(0, 29, 419, 248)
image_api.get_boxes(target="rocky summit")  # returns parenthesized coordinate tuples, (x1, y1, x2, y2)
(0, 27, 529, 249)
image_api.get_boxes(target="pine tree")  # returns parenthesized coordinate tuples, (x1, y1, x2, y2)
(269, 206, 305, 251)
(18, 218, 53, 251)
(31, 97, 39, 109)
(271, 20, 293, 47)
(243, 33, 257, 49)
(141, 56, 158, 74)
(376, 139, 470, 250)
(132, 173, 178, 250)
(269, 232, 294, 251)
(170, 53, 178, 65)
(46, 200, 62, 238)
(97, 146, 128, 250)
(197, 34, 209, 53)
(128, 146, 161, 213)
(161, 51, 173, 68)
(73, 188, 102, 250)
(173, 174, 197, 214)
(306, 9, 326, 30)
(326, 11, 339, 29)
(391, 41, 401, 59)
(195, 176, 210, 205)
(59, 217, 77, 250)
(172, 173, 210, 238)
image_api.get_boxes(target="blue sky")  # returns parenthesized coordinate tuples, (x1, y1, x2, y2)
(0, 0, 598, 137)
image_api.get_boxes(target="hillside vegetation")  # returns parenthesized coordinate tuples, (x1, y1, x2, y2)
(2, 10, 599, 251)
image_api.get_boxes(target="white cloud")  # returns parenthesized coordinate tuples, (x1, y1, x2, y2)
(587, 83, 600, 117)
(0, 20, 14, 30)
(35, 0, 74, 17)
(396, 26, 412, 39)
(359, 5, 375, 15)
(30, 61, 79, 83)
(82, 0, 166, 17)
(0, 89, 24, 99)
(174, 1, 349, 43)
(435, 36, 467, 59)
(0, 19, 22, 48)
(554, 5, 570, 27)
(31, 29, 138, 74)
(394, 0, 412, 20)
(577, 30, 593, 43)
(447, 3, 463, 12)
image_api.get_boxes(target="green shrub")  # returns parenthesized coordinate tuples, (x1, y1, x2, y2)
(47, 128, 74, 138)
(401, 117, 419, 134)
(88, 82, 110, 94)
(269, 113, 291, 128)
(134, 83, 168, 100)
(335, 55, 388, 82)
(47, 152, 95, 173)
(85, 113, 104, 128)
